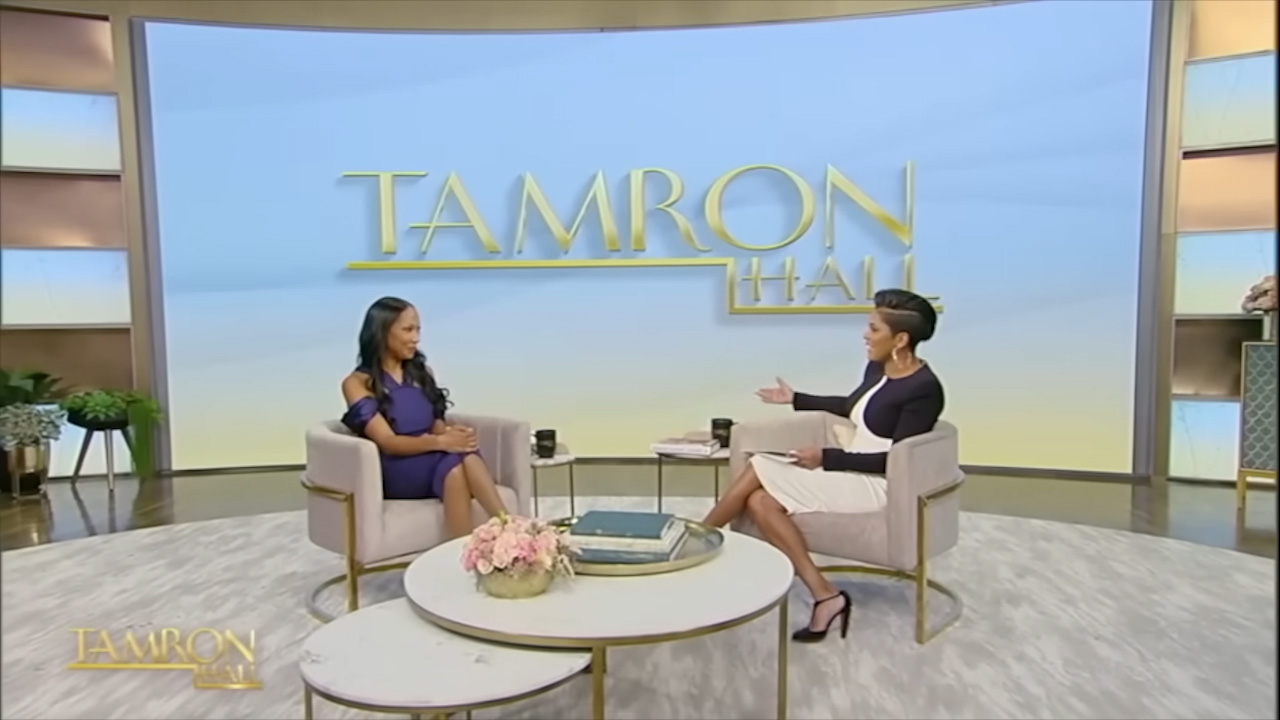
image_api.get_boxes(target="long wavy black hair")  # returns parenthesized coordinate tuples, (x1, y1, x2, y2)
(356, 296, 452, 427)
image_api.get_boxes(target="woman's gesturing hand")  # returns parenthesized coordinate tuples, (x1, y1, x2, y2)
(755, 377, 795, 405)
(438, 425, 479, 453)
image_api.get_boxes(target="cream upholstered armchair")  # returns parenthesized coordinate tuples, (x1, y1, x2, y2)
(302, 413, 533, 622)
(729, 413, 964, 644)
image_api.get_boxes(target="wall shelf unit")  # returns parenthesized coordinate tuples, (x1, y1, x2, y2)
(1171, 315, 1265, 399)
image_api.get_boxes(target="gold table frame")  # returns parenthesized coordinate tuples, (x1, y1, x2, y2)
(409, 590, 790, 720)
(654, 451, 729, 511)
(302, 663, 583, 720)
(532, 455, 577, 517)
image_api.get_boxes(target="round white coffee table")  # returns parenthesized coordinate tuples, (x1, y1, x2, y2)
(300, 598, 590, 719)
(404, 529, 794, 720)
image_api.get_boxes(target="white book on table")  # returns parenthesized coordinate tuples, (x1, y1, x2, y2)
(651, 438, 720, 457)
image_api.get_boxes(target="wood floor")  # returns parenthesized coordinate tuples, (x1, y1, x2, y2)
(0, 465, 1275, 558)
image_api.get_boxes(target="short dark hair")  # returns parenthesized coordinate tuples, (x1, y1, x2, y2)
(873, 288, 937, 348)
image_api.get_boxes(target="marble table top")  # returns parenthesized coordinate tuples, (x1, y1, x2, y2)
(404, 530, 793, 647)
(531, 453, 575, 468)
(300, 599, 590, 709)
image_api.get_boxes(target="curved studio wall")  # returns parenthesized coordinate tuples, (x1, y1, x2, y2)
(139, 0, 1155, 472)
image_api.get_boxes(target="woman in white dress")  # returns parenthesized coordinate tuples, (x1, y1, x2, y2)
(702, 289, 945, 643)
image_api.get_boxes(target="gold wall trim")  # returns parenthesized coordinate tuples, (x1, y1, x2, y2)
(1, 0, 1002, 30)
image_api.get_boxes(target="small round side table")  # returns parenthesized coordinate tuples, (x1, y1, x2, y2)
(531, 453, 576, 518)
(300, 598, 589, 720)
(653, 447, 731, 512)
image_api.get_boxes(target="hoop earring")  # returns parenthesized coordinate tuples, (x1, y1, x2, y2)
(891, 348, 901, 365)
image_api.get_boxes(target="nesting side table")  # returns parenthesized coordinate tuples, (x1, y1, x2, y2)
(653, 448, 731, 512)
(300, 598, 589, 719)
(531, 453, 576, 517)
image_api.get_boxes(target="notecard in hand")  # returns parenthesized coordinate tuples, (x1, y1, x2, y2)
(749, 451, 797, 464)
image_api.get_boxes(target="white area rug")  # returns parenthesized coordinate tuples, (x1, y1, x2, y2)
(1, 496, 1274, 719)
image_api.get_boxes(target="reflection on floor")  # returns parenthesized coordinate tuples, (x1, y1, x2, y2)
(1, 464, 1275, 558)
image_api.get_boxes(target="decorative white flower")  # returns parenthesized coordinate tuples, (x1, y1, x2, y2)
(1241, 275, 1278, 313)
(0, 404, 66, 450)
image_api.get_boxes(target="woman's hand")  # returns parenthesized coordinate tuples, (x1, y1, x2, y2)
(756, 377, 795, 405)
(437, 425, 478, 453)
(790, 447, 823, 469)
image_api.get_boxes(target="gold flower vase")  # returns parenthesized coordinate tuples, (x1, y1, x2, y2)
(4, 441, 50, 499)
(478, 568, 553, 599)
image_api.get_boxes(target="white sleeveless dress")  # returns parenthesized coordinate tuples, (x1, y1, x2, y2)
(749, 377, 891, 515)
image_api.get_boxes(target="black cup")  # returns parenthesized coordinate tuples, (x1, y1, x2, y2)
(534, 429, 557, 459)
(711, 418, 734, 447)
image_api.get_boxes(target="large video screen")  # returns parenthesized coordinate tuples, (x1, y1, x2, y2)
(143, 0, 1153, 472)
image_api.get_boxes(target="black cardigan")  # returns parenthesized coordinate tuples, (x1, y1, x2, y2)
(791, 362, 944, 474)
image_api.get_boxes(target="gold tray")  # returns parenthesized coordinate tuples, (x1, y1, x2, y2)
(551, 516, 724, 577)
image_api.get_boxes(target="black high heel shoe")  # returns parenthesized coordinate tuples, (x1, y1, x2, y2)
(791, 590, 851, 643)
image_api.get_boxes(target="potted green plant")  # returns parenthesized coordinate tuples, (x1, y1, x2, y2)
(0, 403, 66, 498)
(0, 369, 67, 494)
(0, 369, 65, 407)
(60, 389, 163, 479)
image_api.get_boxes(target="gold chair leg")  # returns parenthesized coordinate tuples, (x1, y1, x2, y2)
(914, 562, 926, 644)
(812, 479, 965, 644)
(346, 557, 361, 612)
(343, 490, 360, 612)
(818, 563, 963, 645)
(306, 562, 410, 623)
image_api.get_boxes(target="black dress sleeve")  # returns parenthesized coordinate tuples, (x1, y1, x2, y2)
(820, 381, 944, 474)
(791, 392, 848, 416)
(791, 363, 881, 417)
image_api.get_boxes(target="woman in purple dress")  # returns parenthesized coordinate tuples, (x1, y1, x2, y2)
(340, 296, 508, 538)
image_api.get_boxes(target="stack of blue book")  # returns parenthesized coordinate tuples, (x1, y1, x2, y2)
(568, 510, 689, 564)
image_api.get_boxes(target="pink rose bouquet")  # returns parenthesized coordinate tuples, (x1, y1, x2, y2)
(461, 514, 575, 579)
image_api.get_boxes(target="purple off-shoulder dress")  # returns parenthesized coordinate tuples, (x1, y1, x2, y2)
(341, 372, 469, 500)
